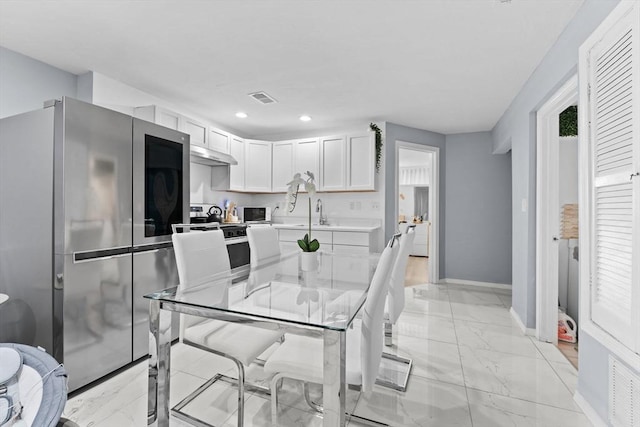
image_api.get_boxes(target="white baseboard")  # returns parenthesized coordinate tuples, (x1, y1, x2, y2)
(510, 307, 536, 336)
(574, 391, 607, 427)
(441, 277, 512, 291)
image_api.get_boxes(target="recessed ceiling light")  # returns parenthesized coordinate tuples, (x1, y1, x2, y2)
(235, 112, 248, 118)
(299, 115, 311, 122)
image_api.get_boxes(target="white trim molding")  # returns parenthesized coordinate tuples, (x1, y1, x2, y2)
(574, 391, 607, 427)
(535, 73, 578, 345)
(441, 278, 511, 291)
(510, 307, 536, 336)
(395, 141, 440, 284)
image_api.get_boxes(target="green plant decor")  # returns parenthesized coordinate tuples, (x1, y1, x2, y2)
(370, 122, 383, 173)
(559, 106, 578, 136)
(286, 171, 320, 252)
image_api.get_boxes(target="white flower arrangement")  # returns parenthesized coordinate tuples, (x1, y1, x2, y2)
(286, 171, 319, 252)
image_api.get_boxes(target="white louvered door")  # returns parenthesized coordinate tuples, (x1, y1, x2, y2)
(582, 1, 639, 354)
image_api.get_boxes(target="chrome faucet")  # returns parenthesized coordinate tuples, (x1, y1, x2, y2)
(316, 198, 327, 225)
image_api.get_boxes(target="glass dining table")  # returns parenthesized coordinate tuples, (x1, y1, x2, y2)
(145, 249, 379, 427)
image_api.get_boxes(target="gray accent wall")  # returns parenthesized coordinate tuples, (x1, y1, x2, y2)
(490, 0, 630, 422)
(445, 132, 511, 284)
(491, 0, 619, 329)
(0, 46, 77, 119)
(384, 122, 446, 278)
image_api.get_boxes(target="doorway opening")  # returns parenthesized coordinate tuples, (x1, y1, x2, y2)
(395, 141, 439, 285)
(536, 74, 579, 369)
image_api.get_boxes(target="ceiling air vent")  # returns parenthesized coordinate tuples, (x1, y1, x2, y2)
(248, 91, 277, 105)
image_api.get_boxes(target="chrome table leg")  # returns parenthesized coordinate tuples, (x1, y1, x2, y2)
(384, 321, 393, 347)
(323, 329, 346, 427)
(148, 300, 172, 426)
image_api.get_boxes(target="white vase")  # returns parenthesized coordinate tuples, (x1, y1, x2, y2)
(300, 251, 319, 271)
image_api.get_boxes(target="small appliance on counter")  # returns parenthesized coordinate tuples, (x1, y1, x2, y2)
(190, 206, 208, 223)
(241, 206, 271, 223)
(190, 204, 224, 224)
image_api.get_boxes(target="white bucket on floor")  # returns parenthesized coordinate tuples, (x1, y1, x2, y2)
(558, 309, 577, 343)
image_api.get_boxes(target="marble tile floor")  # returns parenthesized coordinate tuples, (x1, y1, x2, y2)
(63, 282, 591, 426)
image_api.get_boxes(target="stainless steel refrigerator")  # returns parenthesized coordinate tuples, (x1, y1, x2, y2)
(0, 97, 189, 391)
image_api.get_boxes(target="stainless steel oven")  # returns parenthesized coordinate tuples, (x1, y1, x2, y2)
(184, 223, 250, 270)
(226, 238, 250, 269)
(220, 224, 250, 269)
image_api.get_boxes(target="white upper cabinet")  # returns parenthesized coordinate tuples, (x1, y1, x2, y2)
(133, 105, 180, 130)
(347, 133, 375, 190)
(180, 116, 208, 148)
(294, 138, 320, 188)
(244, 140, 273, 192)
(319, 135, 347, 191)
(272, 140, 295, 192)
(229, 136, 245, 191)
(156, 109, 181, 131)
(209, 127, 230, 153)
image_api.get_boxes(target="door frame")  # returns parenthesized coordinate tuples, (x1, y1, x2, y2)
(535, 74, 578, 343)
(395, 141, 440, 284)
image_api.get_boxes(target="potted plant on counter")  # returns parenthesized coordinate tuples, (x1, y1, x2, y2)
(286, 171, 320, 270)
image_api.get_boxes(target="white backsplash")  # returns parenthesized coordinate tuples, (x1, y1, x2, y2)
(191, 162, 384, 222)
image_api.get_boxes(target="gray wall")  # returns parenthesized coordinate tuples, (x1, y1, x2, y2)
(491, 0, 619, 329)
(444, 132, 511, 284)
(490, 0, 630, 422)
(0, 46, 77, 119)
(384, 122, 446, 278)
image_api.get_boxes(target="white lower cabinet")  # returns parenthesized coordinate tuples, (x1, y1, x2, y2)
(400, 222, 429, 256)
(277, 229, 373, 254)
(277, 228, 374, 288)
(278, 229, 332, 250)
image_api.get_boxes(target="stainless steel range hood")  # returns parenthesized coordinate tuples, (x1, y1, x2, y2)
(190, 145, 238, 166)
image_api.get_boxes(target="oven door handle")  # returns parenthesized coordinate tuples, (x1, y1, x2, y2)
(225, 236, 248, 245)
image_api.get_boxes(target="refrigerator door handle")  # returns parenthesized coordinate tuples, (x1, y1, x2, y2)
(73, 247, 132, 263)
(132, 242, 173, 253)
(134, 249, 159, 255)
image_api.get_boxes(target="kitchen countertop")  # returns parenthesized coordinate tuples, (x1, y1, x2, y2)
(272, 223, 380, 232)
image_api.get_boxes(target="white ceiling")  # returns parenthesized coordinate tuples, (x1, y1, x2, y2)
(0, 0, 583, 139)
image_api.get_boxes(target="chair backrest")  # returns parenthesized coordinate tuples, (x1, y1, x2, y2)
(386, 225, 416, 323)
(172, 229, 231, 287)
(247, 226, 280, 265)
(172, 229, 231, 335)
(360, 235, 400, 393)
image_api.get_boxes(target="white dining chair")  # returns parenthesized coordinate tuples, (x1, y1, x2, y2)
(263, 234, 400, 426)
(370, 224, 417, 393)
(384, 224, 417, 346)
(247, 225, 280, 266)
(172, 229, 284, 427)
